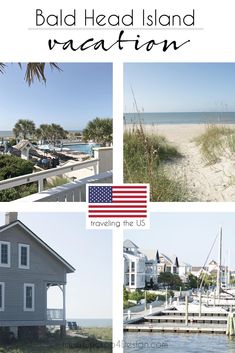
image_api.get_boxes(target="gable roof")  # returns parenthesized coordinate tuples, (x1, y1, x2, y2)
(0, 220, 75, 273)
(13, 140, 36, 151)
(123, 239, 139, 249)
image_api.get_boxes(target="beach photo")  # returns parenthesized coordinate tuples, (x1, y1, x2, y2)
(123, 212, 235, 353)
(0, 63, 112, 202)
(124, 63, 235, 201)
(0, 212, 112, 352)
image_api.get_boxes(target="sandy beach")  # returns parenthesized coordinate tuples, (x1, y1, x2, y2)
(125, 123, 235, 201)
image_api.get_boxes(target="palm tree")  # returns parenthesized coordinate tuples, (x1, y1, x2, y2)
(0, 63, 61, 85)
(36, 123, 68, 145)
(83, 117, 113, 146)
(13, 119, 36, 140)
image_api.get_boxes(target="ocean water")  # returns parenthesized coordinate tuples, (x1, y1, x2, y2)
(0, 131, 13, 137)
(124, 112, 235, 125)
(68, 318, 112, 328)
(124, 332, 235, 353)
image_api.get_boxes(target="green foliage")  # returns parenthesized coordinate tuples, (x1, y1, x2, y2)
(128, 289, 143, 302)
(158, 272, 184, 290)
(13, 119, 36, 139)
(195, 124, 235, 165)
(45, 177, 69, 189)
(124, 125, 191, 201)
(199, 272, 217, 289)
(0, 155, 36, 201)
(0, 62, 61, 86)
(0, 155, 34, 180)
(7, 139, 17, 147)
(83, 118, 112, 146)
(36, 124, 68, 144)
(145, 292, 157, 303)
(187, 273, 199, 289)
(123, 287, 129, 301)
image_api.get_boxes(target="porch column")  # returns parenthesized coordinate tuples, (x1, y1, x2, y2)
(63, 284, 66, 321)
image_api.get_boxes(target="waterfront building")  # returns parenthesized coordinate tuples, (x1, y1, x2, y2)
(0, 212, 75, 339)
(123, 240, 146, 290)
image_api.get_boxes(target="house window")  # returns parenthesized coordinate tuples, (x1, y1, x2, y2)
(0, 282, 5, 311)
(131, 274, 135, 286)
(0, 241, 10, 267)
(19, 244, 30, 269)
(131, 261, 135, 272)
(23, 284, 35, 311)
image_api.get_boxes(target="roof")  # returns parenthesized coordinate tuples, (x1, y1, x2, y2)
(14, 140, 36, 151)
(0, 220, 75, 273)
(123, 239, 139, 249)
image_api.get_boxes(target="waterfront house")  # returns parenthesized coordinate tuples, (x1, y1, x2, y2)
(0, 213, 75, 339)
(123, 240, 146, 290)
(156, 253, 179, 275)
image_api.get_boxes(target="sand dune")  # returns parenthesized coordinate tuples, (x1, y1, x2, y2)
(125, 124, 235, 201)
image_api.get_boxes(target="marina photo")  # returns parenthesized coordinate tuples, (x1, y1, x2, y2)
(123, 212, 235, 352)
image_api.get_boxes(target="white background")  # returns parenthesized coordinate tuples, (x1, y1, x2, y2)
(1, 0, 235, 351)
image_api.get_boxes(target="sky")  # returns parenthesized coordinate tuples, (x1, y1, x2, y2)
(0, 63, 112, 131)
(124, 63, 235, 113)
(0, 212, 112, 319)
(124, 212, 235, 270)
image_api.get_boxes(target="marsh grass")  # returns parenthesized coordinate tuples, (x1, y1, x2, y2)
(195, 125, 235, 165)
(124, 124, 191, 201)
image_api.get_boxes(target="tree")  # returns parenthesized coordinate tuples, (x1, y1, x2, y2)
(158, 272, 184, 290)
(36, 123, 68, 144)
(13, 119, 36, 140)
(187, 273, 199, 289)
(0, 63, 61, 86)
(83, 118, 112, 146)
(199, 273, 216, 289)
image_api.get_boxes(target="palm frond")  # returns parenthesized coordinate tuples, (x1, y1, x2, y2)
(23, 62, 61, 86)
(0, 63, 6, 74)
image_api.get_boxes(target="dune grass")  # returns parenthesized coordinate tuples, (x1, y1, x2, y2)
(124, 124, 191, 201)
(194, 125, 235, 165)
(0, 328, 112, 353)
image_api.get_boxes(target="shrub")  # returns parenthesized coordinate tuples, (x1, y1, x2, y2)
(0, 155, 36, 201)
(0, 155, 34, 180)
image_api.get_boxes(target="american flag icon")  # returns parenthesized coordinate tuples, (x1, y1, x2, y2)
(88, 184, 149, 218)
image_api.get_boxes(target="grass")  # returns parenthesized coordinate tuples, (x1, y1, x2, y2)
(124, 124, 191, 201)
(44, 176, 70, 189)
(0, 328, 112, 353)
(195, 124, 235, 165)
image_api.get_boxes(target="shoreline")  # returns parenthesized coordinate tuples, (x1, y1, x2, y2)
(124, 123, 235, 145)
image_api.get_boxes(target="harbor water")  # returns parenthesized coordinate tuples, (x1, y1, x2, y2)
(124, 332, 235, 352)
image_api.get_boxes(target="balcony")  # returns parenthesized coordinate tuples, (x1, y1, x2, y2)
(0, 147, 112, 202)
(47, 309, 64, 321)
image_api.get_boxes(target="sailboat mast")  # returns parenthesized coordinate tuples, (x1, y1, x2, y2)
(216, 226, 222, 297)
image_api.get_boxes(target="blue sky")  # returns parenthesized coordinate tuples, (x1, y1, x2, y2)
(0, 63, 112, 131)
(124, 63, 235, 113)
(0, 213, 112, 319)
(124, 212, 235, 269)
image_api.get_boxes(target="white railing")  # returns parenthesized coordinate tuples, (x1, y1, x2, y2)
(47, 309, 64, 321)
(0, 159, 99, 193)
(13, 171, 113, 202)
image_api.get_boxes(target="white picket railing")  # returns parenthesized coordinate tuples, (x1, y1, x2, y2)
(12, 171, 113, 202)
(47, 309, 63, 321)
(0, 158, 99, 193)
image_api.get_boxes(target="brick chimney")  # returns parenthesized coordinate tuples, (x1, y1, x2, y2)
(5, 212, 18, 225)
